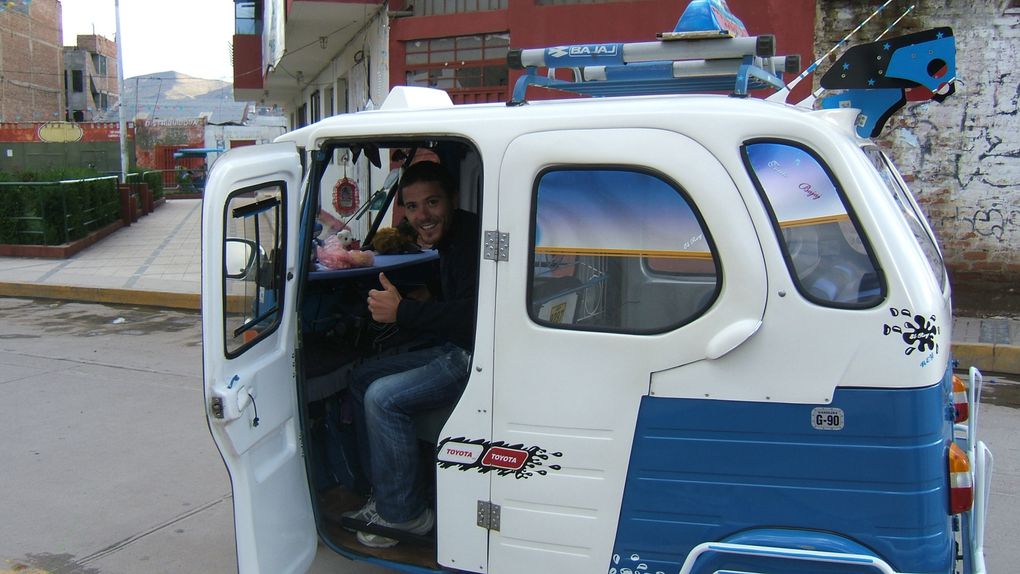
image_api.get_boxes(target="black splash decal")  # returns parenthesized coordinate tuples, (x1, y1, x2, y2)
(883, 307, 940, 357)
(436, 437, 563, 479)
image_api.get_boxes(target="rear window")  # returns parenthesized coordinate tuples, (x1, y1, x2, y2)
(743, 141, 884, 308)
(863, 146, 947, 291)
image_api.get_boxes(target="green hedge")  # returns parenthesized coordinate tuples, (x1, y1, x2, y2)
(127, 169, 165, 201)
(0, 168, 120, 246)
(141, 170, 165, 200)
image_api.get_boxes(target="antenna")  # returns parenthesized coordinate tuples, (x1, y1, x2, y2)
(795, 4, 915, 108)
(767, 0, 895, 103)
(875, 4, 915, 41)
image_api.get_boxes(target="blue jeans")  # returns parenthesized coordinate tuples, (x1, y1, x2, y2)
(349, 342, 470, 522)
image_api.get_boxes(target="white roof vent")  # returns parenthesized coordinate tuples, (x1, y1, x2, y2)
(380, 86, 454, 111)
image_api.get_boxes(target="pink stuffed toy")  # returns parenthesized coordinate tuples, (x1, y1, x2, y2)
(317, 235, 374, 269)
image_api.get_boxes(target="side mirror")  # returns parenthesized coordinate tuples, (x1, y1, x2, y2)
(225, 238, 259, 280)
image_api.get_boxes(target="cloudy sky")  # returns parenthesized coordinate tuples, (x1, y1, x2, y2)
(60, 0, 236, 81)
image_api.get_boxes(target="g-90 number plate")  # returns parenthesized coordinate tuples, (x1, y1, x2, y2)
(811, 407, 844, 431)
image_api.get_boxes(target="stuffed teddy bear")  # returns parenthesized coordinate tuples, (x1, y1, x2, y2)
(370, 220, 421, 254)
(336, 228, 356, 250)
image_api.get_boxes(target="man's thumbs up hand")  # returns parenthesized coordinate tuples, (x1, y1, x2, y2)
(368, 272, 402, 323)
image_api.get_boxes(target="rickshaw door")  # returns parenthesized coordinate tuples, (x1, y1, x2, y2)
(487, 129, 767, 573)
(201, 142, 316, 574)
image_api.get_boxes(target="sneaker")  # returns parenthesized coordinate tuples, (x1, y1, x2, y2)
(356, 507, 435, 549)
(341, 498, 378, 532)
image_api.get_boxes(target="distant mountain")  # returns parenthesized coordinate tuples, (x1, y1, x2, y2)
(102, 71, 248, 124)
(122, 71, 232, 101)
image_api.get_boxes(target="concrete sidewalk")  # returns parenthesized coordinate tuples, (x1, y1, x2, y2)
(0, 197, 1017, 375)
(0, 198, 203, 310)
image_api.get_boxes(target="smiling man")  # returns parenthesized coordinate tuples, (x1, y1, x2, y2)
(346, 160, 479, 548)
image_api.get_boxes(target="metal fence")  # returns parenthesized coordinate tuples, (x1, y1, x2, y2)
(132, 168, 206, 196)
(125, 170, 168, 200)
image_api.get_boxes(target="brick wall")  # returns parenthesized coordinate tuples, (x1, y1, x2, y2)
(815, 0, 1020, 289)
(0, 0, 64, 122)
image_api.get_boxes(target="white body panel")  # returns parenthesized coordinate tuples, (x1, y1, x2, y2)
(487, 128, 766, 573)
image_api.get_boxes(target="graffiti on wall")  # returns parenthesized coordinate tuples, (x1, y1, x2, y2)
(816, 1, 1020, 283)
(939, 206, 1020, 243)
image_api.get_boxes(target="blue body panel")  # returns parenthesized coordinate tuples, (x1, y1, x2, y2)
(609, 383, 954, 574)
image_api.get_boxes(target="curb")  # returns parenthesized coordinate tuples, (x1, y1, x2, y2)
(0, 282, 200, 311)
(0, 220, 125, 259)
(952, 342, 1020, 377)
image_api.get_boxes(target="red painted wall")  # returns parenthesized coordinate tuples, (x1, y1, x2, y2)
(0, 122, 127, 143)
(133, 119, 205, 170)
(388, 0, 815, 103)
(233, 34, 264, 90)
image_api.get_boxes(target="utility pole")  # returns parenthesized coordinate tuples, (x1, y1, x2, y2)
(115, 0, 129, 183)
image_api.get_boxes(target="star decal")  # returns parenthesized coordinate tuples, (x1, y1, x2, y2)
(868, 78, 876, 86)
(883, 42, 891, 50)
(843, 63, 850, 70)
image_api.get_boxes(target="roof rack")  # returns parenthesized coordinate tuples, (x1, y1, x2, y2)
(505, 0, 799, 105)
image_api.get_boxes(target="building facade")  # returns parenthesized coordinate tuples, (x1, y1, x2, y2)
(64, 34, 120, 122)
(232, 0, 814, 123)
(0, 0, 64, 123)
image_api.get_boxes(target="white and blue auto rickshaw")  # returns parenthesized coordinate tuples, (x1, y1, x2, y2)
(201, 2, 992, 573)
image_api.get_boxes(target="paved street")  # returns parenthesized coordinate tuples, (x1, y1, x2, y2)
(0, 296, 1016, 573)
(0, 298, 389, 574)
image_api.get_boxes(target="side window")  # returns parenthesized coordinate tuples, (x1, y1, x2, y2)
(863, 146, 947, 291)
(529, 168, 719, 334)
(223, 184, 285, 357)
(744, 141, 884, 308)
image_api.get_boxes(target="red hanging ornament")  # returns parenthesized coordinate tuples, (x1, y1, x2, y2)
(333, 177, 359, 216)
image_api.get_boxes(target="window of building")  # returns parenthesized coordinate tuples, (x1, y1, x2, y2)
(92, 54, 107, 77)
(72, 70, 84, 93)
(336, 78, 349, 114)
(743, 141, 884, 308)
(404, 33, 509, 98)
(412, 0, 507, 16)
(529, 168, 719, 334)
(310, 90, 321, 123)
(234, 0, 262, 34)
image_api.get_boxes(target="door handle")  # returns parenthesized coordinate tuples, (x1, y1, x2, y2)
(705, 319, 762, 360)
(210, 375, 255, 422)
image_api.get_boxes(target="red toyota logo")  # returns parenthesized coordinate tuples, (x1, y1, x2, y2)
(481, 447, 528, 470)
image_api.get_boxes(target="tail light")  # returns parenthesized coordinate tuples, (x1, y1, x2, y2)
(948, 442, 973, 514)
(952, 374, 969, 423)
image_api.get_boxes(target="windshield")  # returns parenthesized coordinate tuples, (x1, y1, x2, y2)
(863, 146, 947, 291)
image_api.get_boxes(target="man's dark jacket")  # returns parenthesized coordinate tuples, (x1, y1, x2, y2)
(395, 209, 479, 351)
